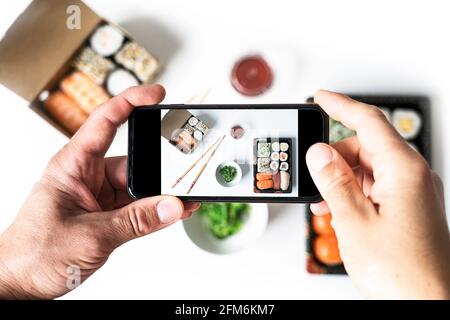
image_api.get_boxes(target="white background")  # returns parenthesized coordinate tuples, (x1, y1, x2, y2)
(161, 109, 299, 197)
(0, 0, 449, 299)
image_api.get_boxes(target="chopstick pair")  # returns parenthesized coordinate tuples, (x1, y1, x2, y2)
(171, 135, 226, 194)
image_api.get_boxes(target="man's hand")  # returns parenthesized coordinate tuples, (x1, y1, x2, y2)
(307, 90, 450, 299)
(0, 85, 199, 299)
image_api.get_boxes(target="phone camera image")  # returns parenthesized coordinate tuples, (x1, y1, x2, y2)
(128, 104, 327, 203)
(160, 108, 299, 198)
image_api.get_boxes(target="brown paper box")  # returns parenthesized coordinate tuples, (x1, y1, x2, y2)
(0, 0, 160, 137)
(161, 109, 193, 140)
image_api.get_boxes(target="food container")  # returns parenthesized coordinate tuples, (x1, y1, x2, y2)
(161, 109, 209, 154)
(253, 138, 293, 193)
(305, 95, 431, 274)
(0, 0, 161, 137)
(183, 203, 269, 254)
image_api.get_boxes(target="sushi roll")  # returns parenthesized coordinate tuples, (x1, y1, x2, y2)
(257, 142, 271, 157)
(270, 161, 279, 171)
(188, 116, 199, 126)
(280, 171, 290, 191)
(280, 162, 289, 171)
(392, 109, 422, 139)
(114, 42, 159, 82)
(195, 121, 209, 135)
(178, 130, 195, 145)
(43, 91, 88, 135)
(72, 47, 114, 84)
(271, 152, 279, 161)
(257, 179, 273, 190)
(272, 142, 280, 152)
(256, 172, 273, 181)
(193, 130, 203, 142)
(60, 72, 110, 114)
(183, 123, 195, 135)
(280, 152, 288, 161)
(90, 24, 124, 56)
(280, 142, 289, 152)
(106, 68, 139, 96)
(257, 157, 270, 172)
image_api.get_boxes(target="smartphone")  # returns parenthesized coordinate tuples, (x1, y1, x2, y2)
(128, 104, 328, 203)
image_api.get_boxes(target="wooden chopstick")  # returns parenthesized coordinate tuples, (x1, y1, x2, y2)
(171, 136, 223, 188)
(186, 88, 211, 104)
(186, 135, 226, 194)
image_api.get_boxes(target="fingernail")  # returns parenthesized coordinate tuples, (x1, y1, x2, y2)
(157, 198, 182, 224)
(306, 144, 333, 172)
(192, 202, 201, 212)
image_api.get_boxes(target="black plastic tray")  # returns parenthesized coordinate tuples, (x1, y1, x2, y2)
(253, 137, 293, 194)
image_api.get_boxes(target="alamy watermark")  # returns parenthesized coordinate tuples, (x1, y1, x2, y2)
(66, 5, 81, 30)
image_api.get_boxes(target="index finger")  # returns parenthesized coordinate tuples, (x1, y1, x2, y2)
(314, 90, 406, 155)
(70, 84, 165, 157)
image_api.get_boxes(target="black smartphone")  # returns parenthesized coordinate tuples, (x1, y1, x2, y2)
(128, 104, 328, 203)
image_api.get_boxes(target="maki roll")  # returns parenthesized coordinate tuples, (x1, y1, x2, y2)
(392, 109, 422, 139)
(257, 142, 271, 157)
(193, 130, 203, 142)
(272, 142, 280, 152)
(188, 116, 199, 126)
(106, 68, 139, 96)
(114, 42, 159, 82)
(270, 161, 279, 171)
(280, 162, 289, 171)
(280, 152, 288, 161)
(195, 121, 208, 135)
(72, 47, 114, 84)
(271, 152, 279, 161)
(257, 157, 270, 172)
(280, 142, 289, 152)
(90, 24, 124, 56)
(280, 171, 290, 191)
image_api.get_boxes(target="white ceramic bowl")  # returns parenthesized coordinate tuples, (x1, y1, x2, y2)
(183, 203, 269, 254)
(215, 161, 242, 187)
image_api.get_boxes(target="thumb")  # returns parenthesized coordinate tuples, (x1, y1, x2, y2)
(306, 143, 375, 222)
(104, 195, 184, 247)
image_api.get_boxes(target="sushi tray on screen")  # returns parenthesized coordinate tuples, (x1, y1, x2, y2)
(305, 95, 431, 275)
(253, 138, 292, 193)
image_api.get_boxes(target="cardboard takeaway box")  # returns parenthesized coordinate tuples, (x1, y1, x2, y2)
(0, 0, 161, 137)
(161, 109, 210, 154)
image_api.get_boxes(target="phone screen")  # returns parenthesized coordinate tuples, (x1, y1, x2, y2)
(128, 105, 328, 203)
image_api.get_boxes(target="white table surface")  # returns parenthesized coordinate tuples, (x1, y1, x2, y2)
(1, 0, 449, 300)
(161, 109, 299, 197)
